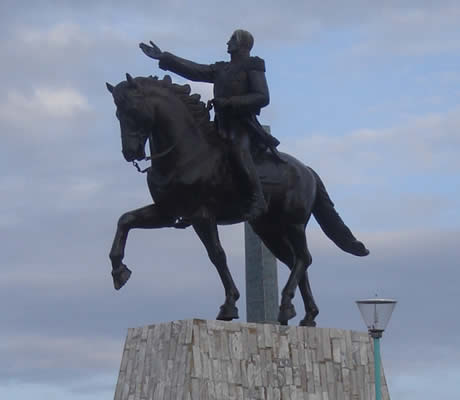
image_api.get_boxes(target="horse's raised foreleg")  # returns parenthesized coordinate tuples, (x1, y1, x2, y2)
(192, 214, 240, 321)
(109, 204, 175, 290)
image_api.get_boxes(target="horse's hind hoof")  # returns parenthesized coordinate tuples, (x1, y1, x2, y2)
(112, 264, 132, 290)
(300, 307, 319, 327)
(216, 304, 239, 321)
(278, 303, 296, 325)
(299, 318, 316, 327)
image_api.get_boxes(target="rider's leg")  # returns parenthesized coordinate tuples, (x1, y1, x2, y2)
(228, 128, 267, 220)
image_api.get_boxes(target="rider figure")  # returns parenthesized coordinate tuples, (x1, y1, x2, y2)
(140, 29, 282, 220)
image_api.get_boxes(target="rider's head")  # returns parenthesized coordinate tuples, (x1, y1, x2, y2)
(227, 29, 254, 56)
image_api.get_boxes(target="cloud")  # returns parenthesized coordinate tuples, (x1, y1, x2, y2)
(186, 81, 214, 103)
(351, 3, 460, 56)
(1, 334, 120, 379)
(0, 3, 459, 400)
(1, 224, 458, 393)
(277, 107, 460, 233)
(0, 381, 115, 400)
(285, 105, 460, 185)
(391, 366, 460, 397)
(0, 87, 90, 124)
(19, 22, 90, 47)
(2, 1, 458, 52)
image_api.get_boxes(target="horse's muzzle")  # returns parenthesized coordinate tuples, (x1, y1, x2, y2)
(122, 147, 146, 162)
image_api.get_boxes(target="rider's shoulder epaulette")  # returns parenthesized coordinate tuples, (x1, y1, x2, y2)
(246, 56, 266, 72)
(210, 61, 229, 70)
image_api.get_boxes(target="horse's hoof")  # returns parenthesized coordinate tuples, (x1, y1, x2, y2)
(278, 303, 296, 325)
(112, 264, 132, 290)
(300, 307, 319, 326)
(216, 304, 239, 321)
(299, 318, 316, 327)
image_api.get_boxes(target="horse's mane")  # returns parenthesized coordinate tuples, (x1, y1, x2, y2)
(134, 75, 215, 138)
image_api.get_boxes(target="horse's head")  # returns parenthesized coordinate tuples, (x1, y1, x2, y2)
(107, 74, 215, 165)
(106, 74, 153, 162)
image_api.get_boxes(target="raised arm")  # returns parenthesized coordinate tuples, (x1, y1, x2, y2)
(139, 41, 215, 83)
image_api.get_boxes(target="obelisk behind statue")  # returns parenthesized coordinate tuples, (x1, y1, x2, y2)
(244, 125, 279, 324)
(244, 222, 279, 323)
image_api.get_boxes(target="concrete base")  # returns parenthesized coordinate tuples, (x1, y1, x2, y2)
(114, 319, 390, 400)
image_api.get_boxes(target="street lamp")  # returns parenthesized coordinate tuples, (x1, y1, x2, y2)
(356, 298, 397, 400)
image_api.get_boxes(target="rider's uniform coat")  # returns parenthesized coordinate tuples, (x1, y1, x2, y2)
(158, 52, 280, 151)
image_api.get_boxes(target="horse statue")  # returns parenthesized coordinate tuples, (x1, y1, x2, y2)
(106, 73, 369, 326)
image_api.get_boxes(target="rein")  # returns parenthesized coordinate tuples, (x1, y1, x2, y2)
(132, 141, 177, 174)
(132, 160, 149, 174)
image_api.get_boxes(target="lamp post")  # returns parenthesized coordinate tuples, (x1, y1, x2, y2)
(356, 298, 397, 400)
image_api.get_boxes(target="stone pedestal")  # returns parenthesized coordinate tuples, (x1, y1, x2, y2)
(114, 319, 390, 400)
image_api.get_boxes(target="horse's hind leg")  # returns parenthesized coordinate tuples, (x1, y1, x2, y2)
(192, 215, 240, 321)
(298, 271, 319, 327)
(109, 204, 175, 290)
(276, 224, 314, 324)
(251, 222, 317, 326)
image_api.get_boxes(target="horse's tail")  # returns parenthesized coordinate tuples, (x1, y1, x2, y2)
(311, 169, 369, 257)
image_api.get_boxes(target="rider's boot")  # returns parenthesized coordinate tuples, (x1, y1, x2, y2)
(237, 150, 267, 221)
(244, 182, 267, 220)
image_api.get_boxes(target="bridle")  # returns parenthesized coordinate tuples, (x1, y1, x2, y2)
(131, 141, 177, 174)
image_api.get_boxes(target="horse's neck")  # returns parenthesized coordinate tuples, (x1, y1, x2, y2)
(148, 112, 212, 173)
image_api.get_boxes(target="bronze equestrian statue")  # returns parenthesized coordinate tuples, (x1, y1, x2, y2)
(106, 30, 369, 326)
(140, 29, 281, 221)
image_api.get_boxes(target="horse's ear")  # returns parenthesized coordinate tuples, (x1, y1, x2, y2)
(163, 75, 172, 84)
(149, 75, 159, 80)
(106, 82, 114, 93)
(126, 73, 136, 87)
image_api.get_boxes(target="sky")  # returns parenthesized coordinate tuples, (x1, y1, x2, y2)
(1, 1, 459, 399)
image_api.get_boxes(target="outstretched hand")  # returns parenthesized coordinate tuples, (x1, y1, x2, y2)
(139, 41, 163, 60)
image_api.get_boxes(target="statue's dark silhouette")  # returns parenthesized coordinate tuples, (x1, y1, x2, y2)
(106, 31, 369, 326)
(140, 30, 282, 220)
